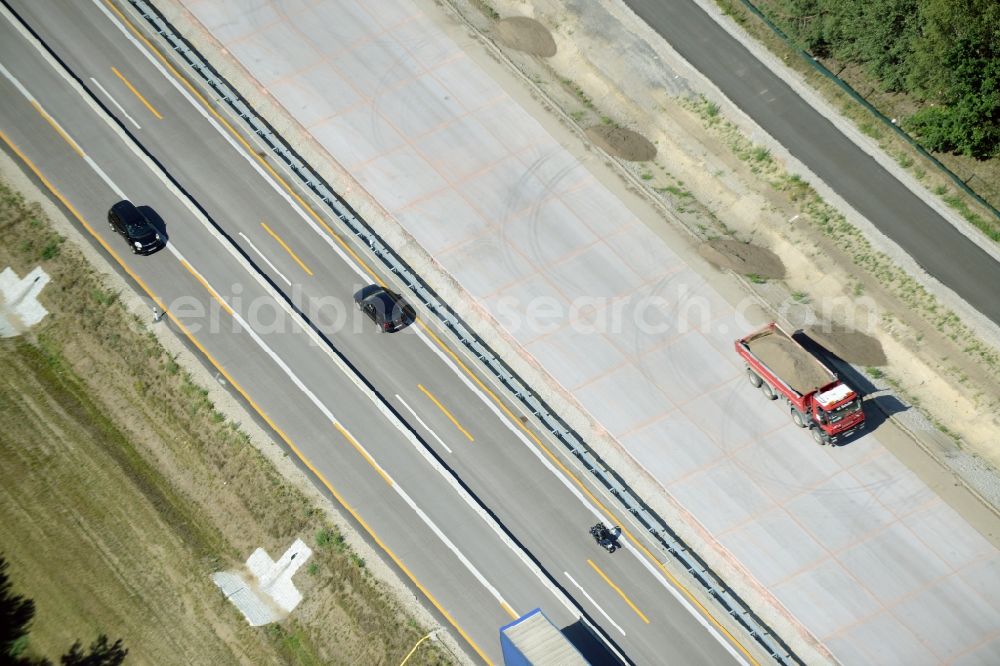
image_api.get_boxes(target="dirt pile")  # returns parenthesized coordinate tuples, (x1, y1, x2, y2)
(748, 333, 831, 395)
(805, 323, 887, 366)
(585, 126, 657, 161)
(698, 239, 785, 278)
(495, 17, 557, 57)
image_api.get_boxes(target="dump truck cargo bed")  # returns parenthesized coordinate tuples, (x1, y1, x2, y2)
(736, 322, 865, 445)
(743, 326, 835, 395)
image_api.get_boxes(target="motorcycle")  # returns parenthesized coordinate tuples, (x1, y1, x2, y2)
(590, 522, 618, 553)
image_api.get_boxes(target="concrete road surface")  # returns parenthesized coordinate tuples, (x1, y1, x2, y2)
(0, 1, 761, 663)
(118, 0, 1000, 664)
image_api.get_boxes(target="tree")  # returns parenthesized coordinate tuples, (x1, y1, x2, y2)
(0, 556, 127, 666)
(905, 34, 1000, 157)
(758, 0, 1000, 158)
(60, 636, 127, 666)
(1, 556, 36, 662)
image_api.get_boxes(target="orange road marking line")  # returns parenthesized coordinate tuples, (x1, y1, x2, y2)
(1, 124, 491, 665)
(104, 0, 380, 284)
(179, 259, 233, 315)
(333, 422, 393, 486)
(418, 323, 758, 662)
(588, 559, 650, 624)
(500, 601, 518, 620)
(105, 6, 757, 660)
(30, 101, 84, 157)
(111, 66, 162, 119)
(418, 384, 474, 442)
(261, 221, 313, 276)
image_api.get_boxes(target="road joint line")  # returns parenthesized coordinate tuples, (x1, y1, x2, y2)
(85, 4, 757, 661)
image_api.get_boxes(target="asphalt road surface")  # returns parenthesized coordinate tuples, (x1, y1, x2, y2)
(0, 1, 758, 663)
(624, 0, 1000, 325)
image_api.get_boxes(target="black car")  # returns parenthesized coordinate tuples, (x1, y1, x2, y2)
(108, 200, 163, 254)
(353, 285, 412, 332)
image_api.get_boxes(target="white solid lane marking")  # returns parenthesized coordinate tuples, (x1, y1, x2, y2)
(397, 394, 452, 454)
(565, 571, 626, 637)
(81, 0, 590, 628)
(0, 62, 124, 200)
(238, 231, 292, 286)
(414, 331, 750, 664)
(89, 76, 140, 129)
(4, 6, 519, 621)
(88, 0, 372, 284)
(163, 242, 516, 617)
(26, 5, 750, 661)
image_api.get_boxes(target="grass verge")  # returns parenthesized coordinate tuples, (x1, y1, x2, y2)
(0, 177, 451, 665)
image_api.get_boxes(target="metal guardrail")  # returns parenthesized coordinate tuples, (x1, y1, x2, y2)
(737, 0, 1000, 231)
(128, 2, 801, 663)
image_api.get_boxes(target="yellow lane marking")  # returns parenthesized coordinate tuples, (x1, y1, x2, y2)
(419, 322, 759, 663)
(418, 384, 474, 442)
(500, 601, 518, 620)
(587, 559, 650, 624)
(111, 66, 162, 119)
(261, 221, 313, 276)
(2, 127, 492, 666)
(333, 422, 392, 486)
(30, 101, 84, 157)
(179, 259, 233, 315)
(107, 5, 756, 660)
(104, 0, 381, 284)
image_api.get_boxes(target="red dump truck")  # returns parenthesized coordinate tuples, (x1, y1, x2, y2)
(735, 323, 865, 445)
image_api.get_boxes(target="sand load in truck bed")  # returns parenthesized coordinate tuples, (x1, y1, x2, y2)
(747, 333, 832, 395)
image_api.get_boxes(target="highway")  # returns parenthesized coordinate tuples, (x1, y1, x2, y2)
(0, 1, 757, 663)
(624, 0, 1000, 325)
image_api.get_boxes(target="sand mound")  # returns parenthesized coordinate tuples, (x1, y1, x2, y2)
(747, 334, 831, 395)
(697, 239, 785, 278)
(805, 323, 887, 366)
(496, 17, 557, 57)
(585, 126, 657, 162)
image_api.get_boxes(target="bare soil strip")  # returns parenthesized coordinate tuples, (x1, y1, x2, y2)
(804, 323, 887, 367)
(584, 126, 657, 162)
(697, 239, 785, 278)
(445, 0, 1000, 480)
(495, 17, 556, 56)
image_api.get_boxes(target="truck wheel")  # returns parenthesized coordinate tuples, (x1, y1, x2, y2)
(811, 428, 827, 445)
(760, 382, 777, 400)
(746, 368, 763, 388)
(791, 409, 807, 428)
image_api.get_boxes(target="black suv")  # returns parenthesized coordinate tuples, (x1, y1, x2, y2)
(108, 200, 163, 254)
(353, 285, 412, 332)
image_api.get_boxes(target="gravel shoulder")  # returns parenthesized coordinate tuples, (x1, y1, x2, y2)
(140, 0, 1000, 661)
(0, 165, 455, 666)
(437, 0, 1000, 512)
